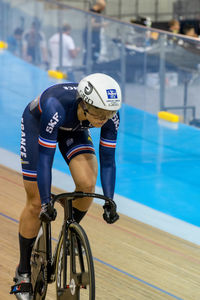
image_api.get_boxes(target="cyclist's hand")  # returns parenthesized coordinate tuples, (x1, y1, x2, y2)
(39, 203, 57, 223)
(103, 203, 119, 224)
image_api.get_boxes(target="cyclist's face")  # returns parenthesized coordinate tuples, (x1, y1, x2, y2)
(86, 111, 108, 127)
(85, 107, 116, 127)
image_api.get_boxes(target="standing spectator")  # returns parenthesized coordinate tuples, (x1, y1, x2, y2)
(7, 27, 23, 57)
(48, 24, 80, 82)
(83, 0, 107, 66)
(90, 0, 106, 62)
(22, 20, 48, 66)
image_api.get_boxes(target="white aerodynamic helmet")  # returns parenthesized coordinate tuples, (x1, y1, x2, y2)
(77, 73, 122, 111)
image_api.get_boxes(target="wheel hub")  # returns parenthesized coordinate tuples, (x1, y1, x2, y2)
(69, 278, 76, 295)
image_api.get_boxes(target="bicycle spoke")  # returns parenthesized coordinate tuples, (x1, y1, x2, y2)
(31, 224, 48, 300)
(56, 223, 95, 299)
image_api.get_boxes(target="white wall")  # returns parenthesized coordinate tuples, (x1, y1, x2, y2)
(105, 0, 175, 21)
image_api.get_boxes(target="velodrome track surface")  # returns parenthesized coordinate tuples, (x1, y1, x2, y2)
(1, 50, 200, 246)
(1, 165, 200, 300)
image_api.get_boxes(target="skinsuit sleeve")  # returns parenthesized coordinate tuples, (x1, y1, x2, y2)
(37, 97, 65, 204)
(99, 112, 120, 199)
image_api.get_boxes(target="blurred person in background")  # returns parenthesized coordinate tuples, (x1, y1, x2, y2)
(129, 16, 159, 47)
(23, 19, 48, 67)
(183, 24, 198, 38)
(48, 23, 80, 82)
(7, 27, 23, 57)
(182, 24, 200, 53)
(83, 0, 107, 66)
(167, 19, 183, 46)
(168, 19, 180, 34)
(90, 0, 107, 62)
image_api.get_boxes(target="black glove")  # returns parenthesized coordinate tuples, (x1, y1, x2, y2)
(103, 203, 119, 224)
(39, 202, 57, 223)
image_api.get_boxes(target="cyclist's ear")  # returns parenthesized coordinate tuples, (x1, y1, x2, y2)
(79, 101, 88, 116)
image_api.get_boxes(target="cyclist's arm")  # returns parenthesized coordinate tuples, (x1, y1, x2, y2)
(37, 97, 65, 205)
(99, 112, 120, 199)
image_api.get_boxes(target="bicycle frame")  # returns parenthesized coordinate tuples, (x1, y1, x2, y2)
(39, 195, 78, 285)
(32, 191, 118, 299)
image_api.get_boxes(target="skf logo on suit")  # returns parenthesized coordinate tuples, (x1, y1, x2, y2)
(46, 112, 59, 133)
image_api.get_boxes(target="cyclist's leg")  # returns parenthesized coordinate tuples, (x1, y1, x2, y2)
(69, 153, 98, 211)
(19, 180, 41, 238)
(11, 182, 40, 299)
(11, 105, 40, 298)
(18, 105, 41, 274)
(58, 129, 97, 221)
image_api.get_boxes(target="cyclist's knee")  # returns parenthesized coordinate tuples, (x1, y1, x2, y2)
(23, 181, 41, 215)
(26, 194, 41, 217)
(28, 201, 41, 217)
(81, 168, 97, 189)
(75, 177, 96, 193)
(73, 178, 96, 211)
(69, 153, 97, 194)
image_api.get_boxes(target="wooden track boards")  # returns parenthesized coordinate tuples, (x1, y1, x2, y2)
(1, 165, 200, 300)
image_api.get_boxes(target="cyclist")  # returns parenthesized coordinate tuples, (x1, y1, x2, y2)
(10, 73, 121, 299)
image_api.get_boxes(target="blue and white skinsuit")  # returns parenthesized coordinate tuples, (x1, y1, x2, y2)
(20, 83, 120, 204)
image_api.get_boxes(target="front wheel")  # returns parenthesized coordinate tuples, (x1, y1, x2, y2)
(56, 222, 95, 299)
(31, 224, 48, 300)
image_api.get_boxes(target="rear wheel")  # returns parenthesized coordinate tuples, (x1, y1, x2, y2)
(56, 222, 95, 299)
(31, 225, 48, 300)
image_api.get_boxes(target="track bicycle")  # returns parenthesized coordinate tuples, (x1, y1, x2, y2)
(30, 191, 119, 300)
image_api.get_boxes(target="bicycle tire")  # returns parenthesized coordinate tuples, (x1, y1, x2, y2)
(31, 224, 48, 300)
(55, 222, 95, 300)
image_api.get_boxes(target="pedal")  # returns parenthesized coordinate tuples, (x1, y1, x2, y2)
(10, 282, 33, 294)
